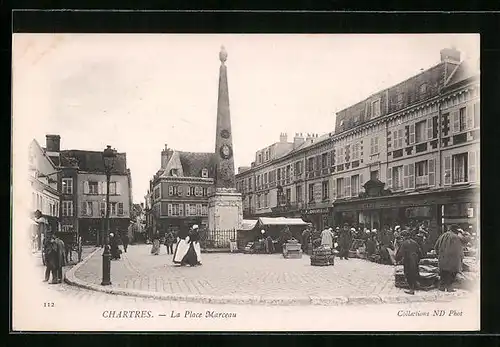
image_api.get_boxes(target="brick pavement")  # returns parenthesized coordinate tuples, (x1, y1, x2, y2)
(72, 244, 456, 300)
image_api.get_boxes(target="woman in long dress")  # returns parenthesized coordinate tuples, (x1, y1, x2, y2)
(182, 225, 202, 266)
(173, 227, 190, 265)
(150, 232, 160, 255)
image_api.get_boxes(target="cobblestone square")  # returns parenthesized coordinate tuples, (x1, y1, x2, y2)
(74, 245, 410, 299)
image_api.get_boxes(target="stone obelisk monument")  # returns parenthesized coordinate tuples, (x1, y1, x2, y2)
(208, 46, 243, 232)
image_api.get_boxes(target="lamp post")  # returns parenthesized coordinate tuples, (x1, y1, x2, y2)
(101, 145, 117, 286)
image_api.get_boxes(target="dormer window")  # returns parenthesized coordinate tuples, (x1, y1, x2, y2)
(419, 83, 428, 95)
(201, 168, 208, 178)
(170, 169, 178, 177)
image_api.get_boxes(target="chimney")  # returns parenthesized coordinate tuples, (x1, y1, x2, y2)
(279, 132, 288, 143)
(161, 144, 173, 169)
(306, 133, 315, 142)
(293, 133, 305, 149)
(45, 135, 61, 152)
(440, 47, 461, 63)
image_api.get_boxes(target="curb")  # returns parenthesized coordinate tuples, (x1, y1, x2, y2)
(65, 250, 471, 306)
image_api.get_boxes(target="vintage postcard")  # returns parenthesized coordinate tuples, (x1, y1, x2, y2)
(12, 33, 480, 331)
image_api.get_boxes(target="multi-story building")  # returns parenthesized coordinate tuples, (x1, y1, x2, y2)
(148, 145, 216, 236)
(42, 135, 133, 243)
(236, 47, 480, 242)
(28, 138, 61, 250)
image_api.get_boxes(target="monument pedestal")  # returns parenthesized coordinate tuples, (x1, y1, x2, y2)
(208, 188, 243, 231)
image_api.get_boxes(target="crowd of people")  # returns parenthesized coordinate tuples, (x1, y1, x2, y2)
(148, 225, 202, 267)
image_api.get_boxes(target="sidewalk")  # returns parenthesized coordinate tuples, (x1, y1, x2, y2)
(65, 244, 472, 306)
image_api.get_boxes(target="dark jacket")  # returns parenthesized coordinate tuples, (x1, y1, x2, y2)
(395, 238, 423, 276)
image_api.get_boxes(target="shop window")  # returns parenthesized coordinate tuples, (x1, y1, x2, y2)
(452, 153, 468, 184)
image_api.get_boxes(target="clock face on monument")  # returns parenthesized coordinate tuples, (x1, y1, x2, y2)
(220, 144, 233, 159)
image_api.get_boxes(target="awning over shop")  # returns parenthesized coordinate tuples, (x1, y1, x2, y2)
(257, 217, 310, 226)
(239, 219, 258, 231)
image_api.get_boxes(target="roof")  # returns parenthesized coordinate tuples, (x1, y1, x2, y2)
(257, 217, 309, 226)
(239, 219, 258, 231)
(445, 58, 480, 88)
(60, 150, 128, 174)
(178, 151, 216, 177)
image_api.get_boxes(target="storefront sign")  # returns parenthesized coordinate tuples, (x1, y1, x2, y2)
(304, 208, 329, 215)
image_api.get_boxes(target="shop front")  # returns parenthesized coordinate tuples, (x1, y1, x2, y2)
(333, 186, 478, 244)
(300, 206, 333, 231)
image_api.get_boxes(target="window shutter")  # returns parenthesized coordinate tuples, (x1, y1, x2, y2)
(374, 137, 379, 153)
(468, 151, 476, 183)
(427, 118, 433, 140)
(393, 129, 398, 149)
(83, 181, 89, 194)
(345, 177, 351, 197)
(116, 182, 121, 195)
(179, 203, 184, 216)
(403, 164, 409, 189)
(398, 129, 403, 148)
(386, 167, 392, 189)
(103, 182, 107, 195)
(98, 182, 102, 194)
(370, 137, 374, 154)
(451, 110, 460, 133)
(408, 164, 415, 189)
(428, 159, 435, 186)
(88, 202, 93, 216)
(466, 105, 474, 130)
(168, 186, 173, 196)
(359, 174, 364, 192)
(409, 124, 416, 144)
(332, 179, 336, 200)
(444, 156, 452, 185)
(81, 202, 86, 216)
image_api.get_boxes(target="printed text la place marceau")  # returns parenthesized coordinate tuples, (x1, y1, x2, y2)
(102, 310, 237, 319)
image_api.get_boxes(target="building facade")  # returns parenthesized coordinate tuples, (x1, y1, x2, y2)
(28, 138, 61, 251)
(236, 47, 480, 243)
(148, 145, 216, 236)
(42, 135, 133, 244)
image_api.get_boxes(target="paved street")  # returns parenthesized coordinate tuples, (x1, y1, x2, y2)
(74, 244, 429, 299)
(13, 245, 479, 332)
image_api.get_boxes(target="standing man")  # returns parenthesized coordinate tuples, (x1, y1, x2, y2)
(164, 230, 175, 255)
(338, 223, 353, 260)
(53, 234, 66, 283)
(395, 230, 423, 295)
(434, 225, 465, 292)
(301, 227, 311, 252)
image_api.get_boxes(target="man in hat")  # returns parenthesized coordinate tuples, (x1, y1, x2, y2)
(338, 223, 353, 260)
(434, 224, 465, 292)
(395, 230, 423, 295)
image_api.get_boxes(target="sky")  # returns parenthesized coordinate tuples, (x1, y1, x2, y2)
(13, 34, 479, 204)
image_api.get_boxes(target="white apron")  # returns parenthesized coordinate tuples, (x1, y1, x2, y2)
(193, 242, 202, 264)
(173, 237, 190, 263)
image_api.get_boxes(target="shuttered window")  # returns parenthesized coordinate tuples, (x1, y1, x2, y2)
(451, 110, 460, 133)
(468, 151, 477, 183)
(428, 159, 436, 186)
(386, 167, 392, 189)
(444, 156, 452, 185)
(466, 105, 474, 130)
(409, 124, 416, 144)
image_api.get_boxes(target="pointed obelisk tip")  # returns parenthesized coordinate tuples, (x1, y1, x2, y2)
(219, 45, 228, 63)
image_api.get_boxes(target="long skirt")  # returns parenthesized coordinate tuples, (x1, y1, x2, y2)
(150, 239, 160, 255)
(173, 238, 190, 264)
(182, 242, 202, 266)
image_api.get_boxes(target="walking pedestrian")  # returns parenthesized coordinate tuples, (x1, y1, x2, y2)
(43, 234, 58, 283)
(338, 223, 353, 260)
(173, 227, 190, 265)
(164, 230, 175, 255)
(395, 230, 423, 295)
(54, 234, 65, 283)
(121, 232, 129, 253)
(150, 232, 160, 255)
(434, 225, 464, 292)
(110, 233, 122, 260)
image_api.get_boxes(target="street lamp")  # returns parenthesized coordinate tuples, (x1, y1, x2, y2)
(101, 145, 117, 286)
